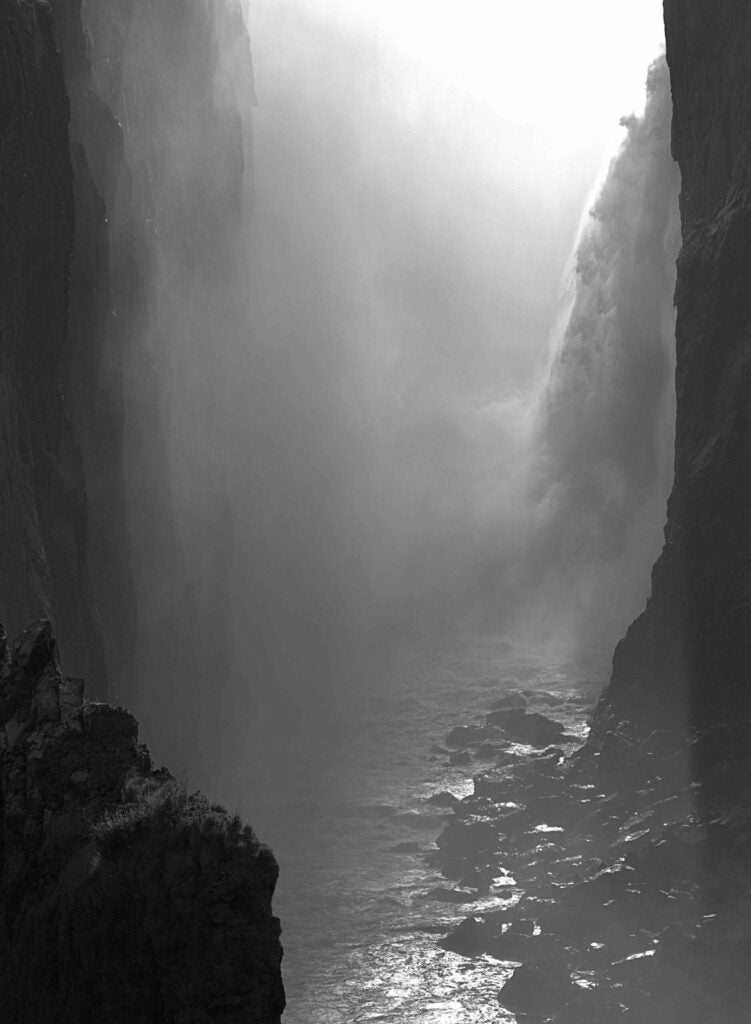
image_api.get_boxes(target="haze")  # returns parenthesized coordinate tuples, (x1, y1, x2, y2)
(113, 0, 673, 850)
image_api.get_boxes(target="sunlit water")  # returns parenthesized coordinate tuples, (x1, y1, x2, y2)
(253, 635, 603, 1023)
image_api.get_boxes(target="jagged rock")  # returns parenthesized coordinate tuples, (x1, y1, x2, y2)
(486, 708, 567, 747)
(449, 750, 473, 766)
(438, 915, 494, 956)
(0, 623, 285, 1022)
(426, 791, 459, 807)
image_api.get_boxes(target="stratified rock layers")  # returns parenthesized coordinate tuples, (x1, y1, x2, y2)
(592, 3, 751, 799)
(0, 622, 285, 1023)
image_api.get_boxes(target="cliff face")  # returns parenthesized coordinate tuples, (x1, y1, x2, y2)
(0, 0, 108, 684)
(0, 0, 141, 694)
(77, 0, 255, 773)
(591, 3, 751, 802)
(0, 0, 252, 733)
(0, 621, 284, 1023)
(0, 3, 283, 1018)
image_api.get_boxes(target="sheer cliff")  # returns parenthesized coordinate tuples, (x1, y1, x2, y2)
(591, 3, 751, 804)
(0, 2, 283, 1019)
(0, 0, 102, 684)
(77, 0, 256, 773)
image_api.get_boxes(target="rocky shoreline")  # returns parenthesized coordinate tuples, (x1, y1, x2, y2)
(425, 677, 751, 1023)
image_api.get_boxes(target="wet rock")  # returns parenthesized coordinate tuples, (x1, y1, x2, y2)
(486, 708, 566, 747)
(426, 791, 459, 807)
(498, 958, 576, 1014)
(445, 724, 503, 748)
(486, 929, 561, 962)
(472, 774, 512, 801)
(438, 916, 493, 956)
(553, 985, 624, 1024)
(475, 743, 505, 761)
(436, 818, 497, 861)
(449, 750, 473, 766)
(459, 866, 495, 892)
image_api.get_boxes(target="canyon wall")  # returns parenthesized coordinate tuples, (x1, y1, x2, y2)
(0, 2, 283, 1018)
(592, 4, 751, 803)
(0, 0, 104, 685)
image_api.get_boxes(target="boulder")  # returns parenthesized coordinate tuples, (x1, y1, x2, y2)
(439, 916, 494, 956)
(498, 958, 576, 1015)
(436, 818, 497, 860)
(445, 724, 502, 748)
(486, 708, 566, 747)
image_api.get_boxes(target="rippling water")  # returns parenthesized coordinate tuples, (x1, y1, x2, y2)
(252, 635, 602, 1023)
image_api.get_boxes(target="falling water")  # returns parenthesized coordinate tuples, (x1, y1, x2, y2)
(79, 0, 677, 1017)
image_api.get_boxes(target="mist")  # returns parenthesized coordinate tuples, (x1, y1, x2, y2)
(212, 8, 679, 820)
(80, 0, 677, 845)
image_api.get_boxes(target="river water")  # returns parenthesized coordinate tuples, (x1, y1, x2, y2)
(253, 634, 603, 1023)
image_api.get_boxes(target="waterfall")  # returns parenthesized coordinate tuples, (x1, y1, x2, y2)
(501, 57, 681, 659)
(76, 1, 678, 835)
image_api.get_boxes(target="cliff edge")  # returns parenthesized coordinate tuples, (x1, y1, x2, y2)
(589, 2, 751, 809)
(0, 621, 285, 1023)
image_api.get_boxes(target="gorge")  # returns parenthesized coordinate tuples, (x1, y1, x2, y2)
(2, 1, 751, 1022)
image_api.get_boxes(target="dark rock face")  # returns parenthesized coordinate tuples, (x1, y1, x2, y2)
(0, 622, 285, 1022)
(72, 0, 255, 774)
(590, 3, 751, 806)
(485, 708, 567, 747)
(498, 959, 576, 1016)
(0, 1, 96, 678)
(0, 7, 283, 1017)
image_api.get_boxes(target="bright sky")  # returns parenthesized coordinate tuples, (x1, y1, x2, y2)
(272, 0, 665, 130)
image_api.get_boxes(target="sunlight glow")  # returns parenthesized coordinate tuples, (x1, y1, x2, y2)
(286, 0, 665, 130)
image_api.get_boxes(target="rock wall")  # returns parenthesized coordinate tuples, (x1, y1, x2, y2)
(0, 0, 107, 683)
(0, 621, 284, 1022)
(591, 5, 751, 802)
(76, 0, 256, 774)
(0, 4, 283, 1018)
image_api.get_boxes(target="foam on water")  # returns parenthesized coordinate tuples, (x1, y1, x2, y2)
(250, 634, 602, 1022)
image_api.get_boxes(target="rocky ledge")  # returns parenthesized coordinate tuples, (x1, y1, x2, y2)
(430, 686, 751, 1023)
(0, 621, 285, 1023)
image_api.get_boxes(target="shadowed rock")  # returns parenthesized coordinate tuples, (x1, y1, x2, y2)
(0, 622, 285, 1023)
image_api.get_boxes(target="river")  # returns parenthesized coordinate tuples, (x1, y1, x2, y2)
(250, 634, 603, 1022)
